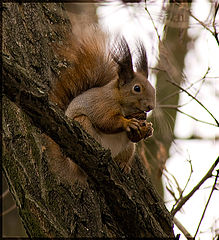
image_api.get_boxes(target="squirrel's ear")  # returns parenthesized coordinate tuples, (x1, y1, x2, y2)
(111, 37, 134, 86)
(136, 41, 148, 78)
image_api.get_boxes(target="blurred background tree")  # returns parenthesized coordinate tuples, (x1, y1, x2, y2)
(143, 1, 192, 196)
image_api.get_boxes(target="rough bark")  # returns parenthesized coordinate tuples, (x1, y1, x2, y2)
(2, 2, 174, 238)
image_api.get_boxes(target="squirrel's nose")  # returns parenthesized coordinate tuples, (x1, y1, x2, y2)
(145, 103, 155, 112)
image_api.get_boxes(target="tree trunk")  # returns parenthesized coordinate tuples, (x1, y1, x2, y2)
(2, 2, 174, 238)
(144, 1, 192, 196)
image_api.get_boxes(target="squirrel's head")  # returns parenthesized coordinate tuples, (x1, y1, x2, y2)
(112, 37, 156, 117)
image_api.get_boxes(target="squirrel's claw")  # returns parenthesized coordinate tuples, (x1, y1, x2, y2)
(125, 118, 141, 132)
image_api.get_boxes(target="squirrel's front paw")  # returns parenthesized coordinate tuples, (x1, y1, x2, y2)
(127, 121, 154, 143)
(124, 118, 141, 133)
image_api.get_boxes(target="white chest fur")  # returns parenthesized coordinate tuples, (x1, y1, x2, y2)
(99, 132, 130, 158)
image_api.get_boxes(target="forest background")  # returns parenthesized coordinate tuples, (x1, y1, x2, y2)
(2, 1, 219, 239)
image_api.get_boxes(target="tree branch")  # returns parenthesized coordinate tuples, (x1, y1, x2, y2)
(165, 78, 219, 127)
(194, 169, 219, 238)
(171, 157, 219, 216)
(173, 217, 193, 240)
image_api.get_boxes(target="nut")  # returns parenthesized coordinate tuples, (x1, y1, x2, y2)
(127, 121, 154, 143)
(126, 111, 147, 120)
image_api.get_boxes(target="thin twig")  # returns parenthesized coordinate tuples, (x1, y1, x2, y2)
(144, 2, 161, 41)
(164, 168, 183, 198)
(166, 185, 178, 202)
(165, 78, 219, 127)
(174, 135, 219, 141)
(1, 189, 9, 199)
(171, 157, 219, 216)
(1, 204, 17, 216)
(173, 217, 193, 240)
(188, 9, 214, 35)
(212, 2, 219, 46)
(147, 4, 219, 127)
(182, 158, 193, 195)
(175, 2, 219, 46)
(152, 66, 219, 127)
(158, 77, 206, 108)
(159, 66, 209, 105)
(193, 170, 219, 238)
(174, 2, 214, 34)
(157, 106, 218, 127)
(172, 158, 193, 210)
(176, 108, 218, 127)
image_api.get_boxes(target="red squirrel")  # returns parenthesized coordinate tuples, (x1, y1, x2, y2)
(45, 25, 155, 185)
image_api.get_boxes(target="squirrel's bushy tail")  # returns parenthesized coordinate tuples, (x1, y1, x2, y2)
(49, 25, 118, 111)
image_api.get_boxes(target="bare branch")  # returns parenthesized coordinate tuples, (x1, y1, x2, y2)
(174, 134, 219, 141)
(173, 217, 193, 240)
(166, 185, 178, 202)
(158, 66, 209, 106)
(174, 2, 219, 46)
(164, 168, 183, 198)
(152, 60, 219, 126)
(171, 158, 193, 211)
(174, 2, 213, 32)
(176, 108, 219, 127)
(156, 105, 218, 127)
(171, 157, 219, 216)
(188, 9, 214, 35)
(194, 169, 219, 238)
(1, 204, 16, 217)
(1, 189, 9, 199)
(147, 3, 219, 127)
(212, 3, 219, 45)
(144, 3, 161, 41)
(178, 107, 217, 127)
(165, 78, 219, 127)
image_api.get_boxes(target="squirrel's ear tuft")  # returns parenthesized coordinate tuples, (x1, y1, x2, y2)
(111, 37, 134, 85)
(136, 41, 148, 78)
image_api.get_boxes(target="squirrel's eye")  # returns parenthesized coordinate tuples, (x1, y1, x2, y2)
(133, 85, 141, 92)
